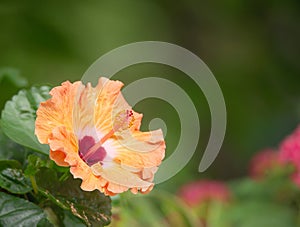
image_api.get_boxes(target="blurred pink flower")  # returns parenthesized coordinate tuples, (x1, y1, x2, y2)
(279, 125, 300, 186)
(249, 149, 280, 179)
(178, 180, 230, 207)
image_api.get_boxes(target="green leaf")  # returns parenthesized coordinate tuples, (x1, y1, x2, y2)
(40, 205, 86, 227)
(230, 179, 272, 201)
(0, 68, 28, 88)
(62, 210, 86, 227)
(224, 201, 297, 227)
(117, 191, 200, 227)
(37, 217, 53, 227)
(24, 155, 53, 177)
(0, 127, 29, 162)
(206, 201, 229, 227)
(230, 177, 297, 203)
(0, 159, 21, 170)
(0, 160, 32, 194)
(1, 86, 51, 155)
(0, 191, 47, 226)
(0, 168, 32, 194)
(36, 168, 111, 227)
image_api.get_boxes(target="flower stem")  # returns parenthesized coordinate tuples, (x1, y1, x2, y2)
(58, 170, 69, 182)
(30, 176, 38, 194)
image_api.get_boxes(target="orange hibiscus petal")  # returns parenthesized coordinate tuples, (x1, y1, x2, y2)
(49, 150, 68, 167)
(94, 78, 124, 135)
(48, 126, 111, 193)
(94, 78, 143, 134)
(91, 162, 153, 194)
(48, 126, 78, 160)
(112, 129, 165, 169)
(70, 162, 108, 192)
(112, 91, 143, 131)
(72, 82, 99, 140)
(35, 81, 81, 144)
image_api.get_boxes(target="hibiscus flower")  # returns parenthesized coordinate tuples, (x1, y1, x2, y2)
(35, 77, 165, 196)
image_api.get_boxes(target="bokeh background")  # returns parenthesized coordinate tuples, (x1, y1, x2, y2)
(1, 0, 300, 200)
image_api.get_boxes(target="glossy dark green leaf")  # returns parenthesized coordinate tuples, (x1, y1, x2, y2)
(0, 191, 47, 226)
(0, 168, 32, 194)
(36, 168, 111, 227)
(0, 160, 32, 194)
(1, 86, 51, 155)
(0, 127, 29, 162)
(62, 210, 86, 227)
(40, 205, 86, 227)
(37, 217, 53, 227)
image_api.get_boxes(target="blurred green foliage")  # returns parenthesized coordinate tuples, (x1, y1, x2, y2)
(0, 0, 300, 191)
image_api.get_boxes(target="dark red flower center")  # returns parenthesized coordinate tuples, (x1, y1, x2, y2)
(78, 136, 107, 166)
